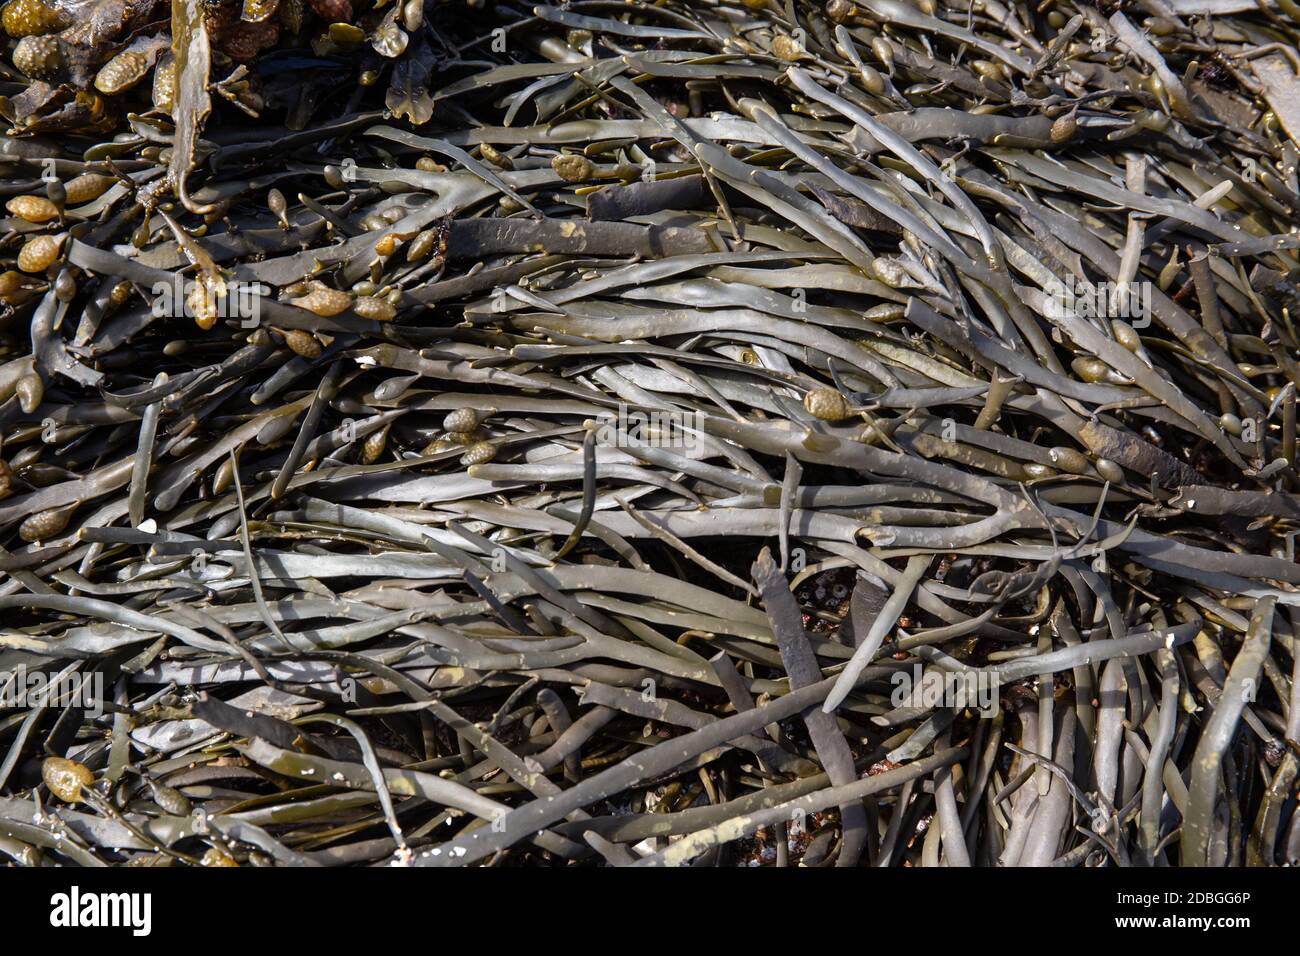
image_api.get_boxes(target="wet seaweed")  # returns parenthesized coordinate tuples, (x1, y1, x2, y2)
(0, 0, 1297, 868)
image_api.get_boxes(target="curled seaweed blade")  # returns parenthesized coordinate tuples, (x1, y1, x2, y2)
(170, 0, 213, 214)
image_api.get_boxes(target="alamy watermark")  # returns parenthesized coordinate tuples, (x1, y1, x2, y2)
(1, 665, 104, 718)
(1044, 277, 1151, 326)
(890, 663, 999, 717)
(49, 887, 151, 936)
(150, 276, 269, 328)
(593, 403, 704, 452)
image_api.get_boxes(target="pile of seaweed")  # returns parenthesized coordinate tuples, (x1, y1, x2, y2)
(0, 0, 1299, 867)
